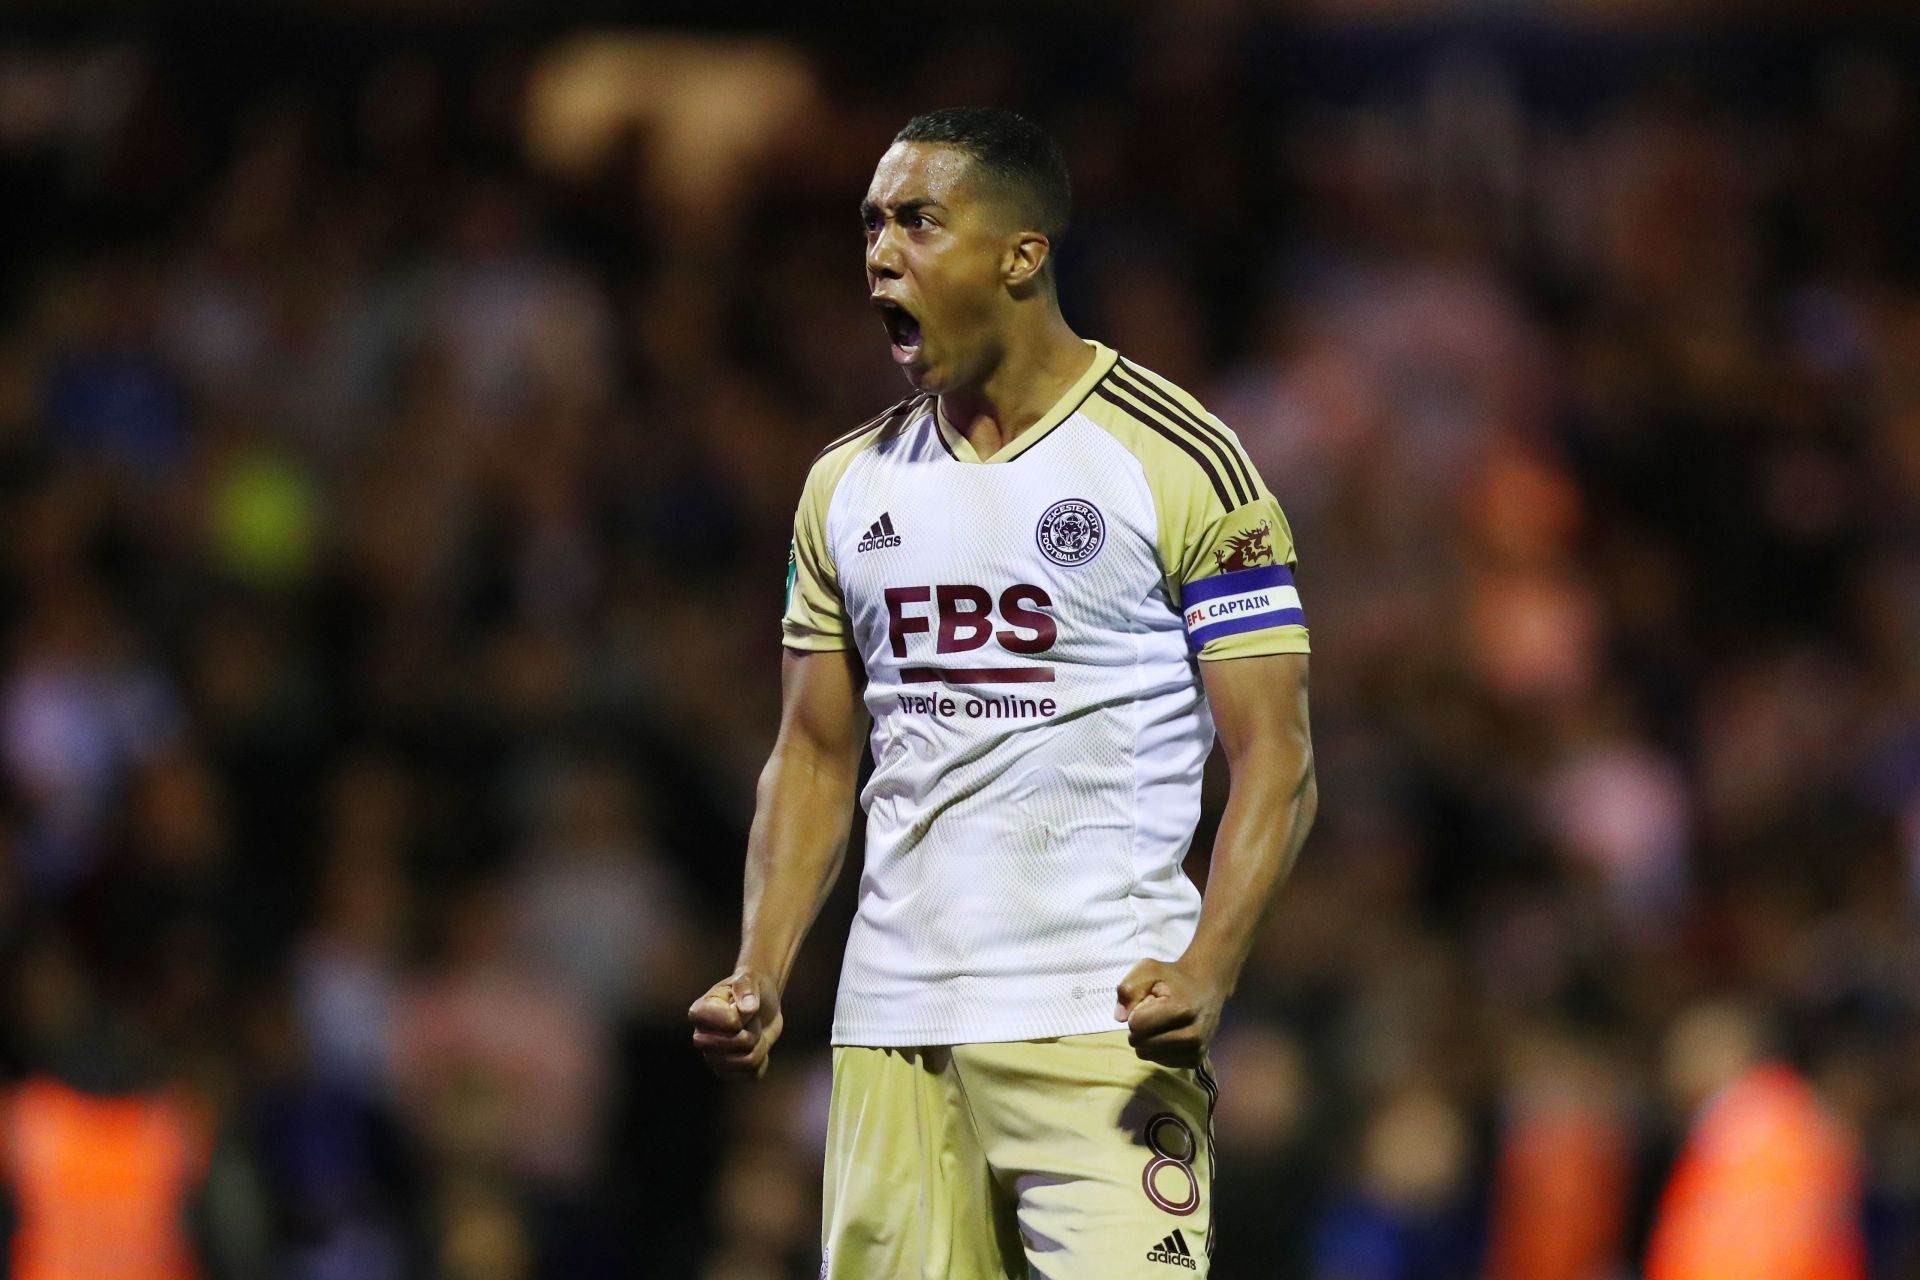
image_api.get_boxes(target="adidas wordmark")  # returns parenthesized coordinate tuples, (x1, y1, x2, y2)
(1147, 1228, 1196, 1268)
(855, 512, 901, 553)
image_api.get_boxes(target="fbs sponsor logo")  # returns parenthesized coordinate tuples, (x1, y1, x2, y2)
(1147, 1228, 1196, 1268)
(857, 512, 902, 553)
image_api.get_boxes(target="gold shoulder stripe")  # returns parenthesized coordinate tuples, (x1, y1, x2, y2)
(1092, 382, 1237, 509)
(1101, 371, 1250, 507)
(1115, 361, 1257, 505)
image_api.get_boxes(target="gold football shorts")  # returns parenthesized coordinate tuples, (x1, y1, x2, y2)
(821, 1030, 1215, 1279)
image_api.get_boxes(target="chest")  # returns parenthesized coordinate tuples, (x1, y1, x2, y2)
(828, 425, 1164, 669)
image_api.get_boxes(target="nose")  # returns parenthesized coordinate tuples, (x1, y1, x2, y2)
(866, 225, 903, 280)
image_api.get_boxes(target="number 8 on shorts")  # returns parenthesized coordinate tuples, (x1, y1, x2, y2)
(1142, 1113, 1200, 1216)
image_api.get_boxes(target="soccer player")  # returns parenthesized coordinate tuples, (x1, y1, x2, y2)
(688, 107, 1317, 1279)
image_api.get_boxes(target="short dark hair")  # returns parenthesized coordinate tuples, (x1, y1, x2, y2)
(894, 107, 1071, 246)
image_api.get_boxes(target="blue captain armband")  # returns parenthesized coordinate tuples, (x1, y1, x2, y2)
(1181, 564, 1305, 652)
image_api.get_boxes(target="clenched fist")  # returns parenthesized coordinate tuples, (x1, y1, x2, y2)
(1114, 957, 1226, 1068)
(688, 969, 785, 1079)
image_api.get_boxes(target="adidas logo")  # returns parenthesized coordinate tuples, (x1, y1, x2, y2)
(1147, 1229, 1196, 1268)
(855, 512, 902, 553)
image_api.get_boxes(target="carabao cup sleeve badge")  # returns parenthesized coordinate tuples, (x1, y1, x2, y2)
(1036, 498, 1105, 567)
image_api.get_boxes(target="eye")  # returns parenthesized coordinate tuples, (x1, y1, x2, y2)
(904, 212, 931, 230)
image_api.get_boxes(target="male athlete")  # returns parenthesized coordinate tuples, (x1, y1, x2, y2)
(689, 107, 1317, 1279)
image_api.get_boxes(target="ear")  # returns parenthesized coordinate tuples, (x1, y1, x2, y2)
(1006, 231, 1052, 290)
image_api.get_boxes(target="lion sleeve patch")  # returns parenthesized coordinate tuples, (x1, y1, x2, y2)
(1212, 518, 1277, 574)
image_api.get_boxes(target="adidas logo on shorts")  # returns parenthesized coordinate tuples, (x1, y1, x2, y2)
(856, 512, 902, 552)
(1147, 1228, 1197, 1268)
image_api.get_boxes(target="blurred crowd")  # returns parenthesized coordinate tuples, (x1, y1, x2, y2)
(2, 11, 1920, 1279)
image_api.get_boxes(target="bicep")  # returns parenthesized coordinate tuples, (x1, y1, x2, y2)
(776, 647, 869, 771)
(1200, 652, 1311, 769)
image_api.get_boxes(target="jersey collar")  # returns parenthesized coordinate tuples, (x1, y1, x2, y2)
(934, 341, 1118, 464)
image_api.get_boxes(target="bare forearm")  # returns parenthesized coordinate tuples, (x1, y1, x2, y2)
(737, 742, 861, 987)
(1180, 748, 1317, 994)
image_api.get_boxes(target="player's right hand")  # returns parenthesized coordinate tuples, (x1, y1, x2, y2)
(688, 968, 784, 1079)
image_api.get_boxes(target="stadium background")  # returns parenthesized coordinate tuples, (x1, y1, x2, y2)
(2, 3, 1919, 1277)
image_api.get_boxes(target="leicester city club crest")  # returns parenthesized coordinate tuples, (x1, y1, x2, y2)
(1036, 498, 1105, 567)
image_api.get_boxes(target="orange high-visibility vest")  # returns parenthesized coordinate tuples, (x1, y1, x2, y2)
(1, 1077, 209, 1280)
(1646, 1065, 1865, 1280)
(1487, 1102, 1630, 1280)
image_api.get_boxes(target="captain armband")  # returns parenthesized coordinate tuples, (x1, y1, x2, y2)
(1180, 565, 1305, 652)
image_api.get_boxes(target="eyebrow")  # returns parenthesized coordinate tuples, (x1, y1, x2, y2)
(860, 197, 944, 221)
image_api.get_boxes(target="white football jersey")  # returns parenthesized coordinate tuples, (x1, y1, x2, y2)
(783, 342, 1309, 1046)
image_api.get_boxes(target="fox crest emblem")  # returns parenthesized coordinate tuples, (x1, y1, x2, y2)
(1213, 519, 1276, 573)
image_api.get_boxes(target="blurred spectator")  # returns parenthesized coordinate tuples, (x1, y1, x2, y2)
(508, 754, 696, 1024)
(242, 987, 421, 1280)
(1208, 1024, 1321, 1279)
(1485, 1026, 1631, 1280)
(2, 584, 182, 897)
(296, 756, 415, 1098)
(1646, 1003, 1867, 1280)
(0, 940, 266, 1280)
(385, 882, 606, 1190)
(40, 258, 190, 474)
(1311, 1084, 1480, 1280)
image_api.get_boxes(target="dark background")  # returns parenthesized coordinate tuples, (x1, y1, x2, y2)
(2, 4, 1919, 1277)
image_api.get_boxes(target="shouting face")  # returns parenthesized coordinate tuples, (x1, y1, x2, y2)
(861, 141, 1038, 394)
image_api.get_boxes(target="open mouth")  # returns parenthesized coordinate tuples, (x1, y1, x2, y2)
(873, 298, 924, 361)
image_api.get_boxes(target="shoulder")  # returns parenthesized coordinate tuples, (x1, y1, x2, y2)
(805, 392, 932, 492)
(1079, 356, 1259, 512)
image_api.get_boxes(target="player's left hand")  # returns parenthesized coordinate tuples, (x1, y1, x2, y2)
(1114, 958, 1226, 1068)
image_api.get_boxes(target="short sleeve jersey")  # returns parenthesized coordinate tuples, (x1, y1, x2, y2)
(783, 342, 1307, 1046)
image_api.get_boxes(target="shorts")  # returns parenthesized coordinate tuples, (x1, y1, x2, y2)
(821, 1030, 1215, 1279)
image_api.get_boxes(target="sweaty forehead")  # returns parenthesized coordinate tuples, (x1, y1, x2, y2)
(866, 142, 990, 214)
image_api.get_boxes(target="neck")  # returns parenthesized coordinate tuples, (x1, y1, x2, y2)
(940, 307, 1092, 460)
